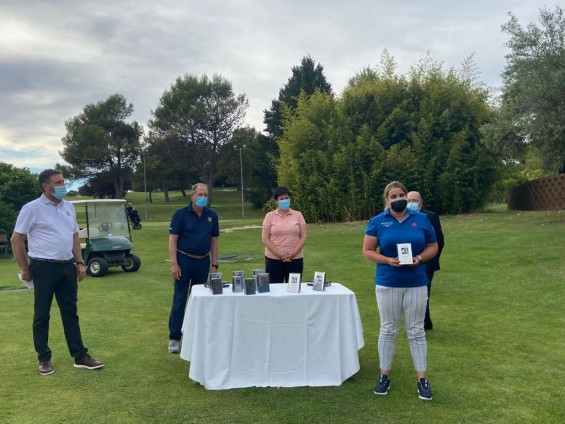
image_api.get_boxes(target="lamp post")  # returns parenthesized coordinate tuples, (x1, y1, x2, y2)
(234, 145, 246, 218)
(142, 150, 148, 220)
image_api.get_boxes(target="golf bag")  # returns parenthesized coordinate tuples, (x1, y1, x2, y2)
(126, 204, 142, 230)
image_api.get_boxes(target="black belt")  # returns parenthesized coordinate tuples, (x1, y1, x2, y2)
(177, 249, 209, 260)
(31, 257, 73, 264)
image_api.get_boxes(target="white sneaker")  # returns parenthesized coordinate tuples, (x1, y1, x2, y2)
(168, 339, 180, 353)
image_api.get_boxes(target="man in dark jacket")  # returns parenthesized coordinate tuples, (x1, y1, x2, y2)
(407, 191, 445, 330)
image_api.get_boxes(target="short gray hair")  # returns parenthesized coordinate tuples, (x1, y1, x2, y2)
(191, 183, 208, 195)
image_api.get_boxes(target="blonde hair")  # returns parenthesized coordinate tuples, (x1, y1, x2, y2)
(382, 181, 407, 208)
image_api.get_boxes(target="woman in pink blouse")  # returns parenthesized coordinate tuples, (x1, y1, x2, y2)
(261, 187, 307, 283)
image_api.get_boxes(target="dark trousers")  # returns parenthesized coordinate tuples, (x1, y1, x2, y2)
(265, 257, 304, 284)
(168, 253, 210, 341)
(30, 259, 88, 362)
(425, 271, 435, 329)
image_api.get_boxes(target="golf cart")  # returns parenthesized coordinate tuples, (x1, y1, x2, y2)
(71, 199, 141, 277)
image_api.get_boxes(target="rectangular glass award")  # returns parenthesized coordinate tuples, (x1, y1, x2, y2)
(244, 278, 257, 295)
(397, 243, 413, 265)
(313, 271, 326, 291)
(256, 273, 270, 293)
(232, 275, 244, 293)
(287, 273, 301, 293)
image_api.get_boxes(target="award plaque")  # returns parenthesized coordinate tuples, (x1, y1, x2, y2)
(210, 276, 223, 295)
(209, 272, 222, 280)
(397, 243, 413, 265)
(287, 273, 301, 293)
(256, 273, 270, 293)
(313, 271, 326, 291)
(232, 275, 244, 293)
(244, 278, 257, 295)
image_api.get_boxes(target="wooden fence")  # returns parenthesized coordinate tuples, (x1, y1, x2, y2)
(507, 174, 565, 210)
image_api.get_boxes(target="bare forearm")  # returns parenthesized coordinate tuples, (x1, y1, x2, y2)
(263, 239, 284, 259)
(169, 236, 178, 266)
(419, 243, 438, 262)
(289, 234, 307, 259)
(364, 249, 388, 264)
(10, 232, 28, 269)
(210, 237, 218, 264)
(11, 237, 29, 272)
(72, 234, 83, 261)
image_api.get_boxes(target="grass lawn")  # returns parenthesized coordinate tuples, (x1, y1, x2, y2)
(0, 194, 564, 423)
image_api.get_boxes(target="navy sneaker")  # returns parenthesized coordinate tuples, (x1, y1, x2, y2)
(374, 375, 390, 395)
(417, 378, 433, 400)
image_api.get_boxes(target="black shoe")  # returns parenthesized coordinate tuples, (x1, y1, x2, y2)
(374, 375, 390, 395)
(39, 360, 54, 376)
(74, 355, 104, 370)
(417, 378, 433, 400)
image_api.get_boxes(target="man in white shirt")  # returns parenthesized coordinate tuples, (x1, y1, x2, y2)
(11, 169, 104, 375)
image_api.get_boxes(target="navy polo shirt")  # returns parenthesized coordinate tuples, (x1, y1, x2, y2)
(365, 208, 437, 288)
(169, 204, 219, 255)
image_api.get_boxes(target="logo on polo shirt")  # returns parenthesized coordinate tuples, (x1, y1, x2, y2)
(411, 223, 418, 227)
(208, 217, 212, 223)
(381, 222, 393, 228)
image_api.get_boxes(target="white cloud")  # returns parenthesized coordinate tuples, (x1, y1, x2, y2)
(0, 0, 560, 170)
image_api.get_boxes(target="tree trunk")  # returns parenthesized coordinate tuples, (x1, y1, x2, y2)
(206, 170, 214, 208)
(114, 172, 124, 199)
(163, 184, 170, 202)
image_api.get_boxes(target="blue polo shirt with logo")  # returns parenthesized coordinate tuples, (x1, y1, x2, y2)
(365, 208, 437, 288)
(169, 204, 219, 255)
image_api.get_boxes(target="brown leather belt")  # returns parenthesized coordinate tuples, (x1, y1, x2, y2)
(31, 257, 73, 264)
(177, 250, 209, 260)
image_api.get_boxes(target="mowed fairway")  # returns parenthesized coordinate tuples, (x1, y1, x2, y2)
(1, 192, 563, 423)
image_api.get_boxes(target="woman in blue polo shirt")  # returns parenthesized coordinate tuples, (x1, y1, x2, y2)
(363, 181, 438, 400)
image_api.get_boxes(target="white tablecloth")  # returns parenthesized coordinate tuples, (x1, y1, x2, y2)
(180, 283, 364, 390)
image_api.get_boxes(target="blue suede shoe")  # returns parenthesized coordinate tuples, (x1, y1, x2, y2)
(417, 378, 433, 400)
(374, 375, 390, 395)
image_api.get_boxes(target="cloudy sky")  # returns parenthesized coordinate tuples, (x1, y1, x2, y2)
(0, 0, 559, 172)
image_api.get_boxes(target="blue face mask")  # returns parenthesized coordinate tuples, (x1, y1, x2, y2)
(278, 199, 291, 210)
(52, 185, 67, 200)
(407, 202, 420, 211)
(195, 197, 208, 208)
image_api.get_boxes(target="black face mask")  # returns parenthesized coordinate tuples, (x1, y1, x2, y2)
(390, 198, 408, 213)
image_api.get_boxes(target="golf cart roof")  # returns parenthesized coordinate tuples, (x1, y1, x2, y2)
(70, 199, 127, 205)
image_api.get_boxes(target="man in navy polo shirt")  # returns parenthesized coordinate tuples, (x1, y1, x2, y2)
(167, 183, 219, 353)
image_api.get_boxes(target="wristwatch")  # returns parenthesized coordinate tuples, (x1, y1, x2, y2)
(76, 260, 85, 266)
(211, 264, 219, 268)
(416, 255, 423, 263)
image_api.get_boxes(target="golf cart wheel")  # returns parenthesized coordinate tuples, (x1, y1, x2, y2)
(122, 254, 141, 272)
(87, 257, 109, 277)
